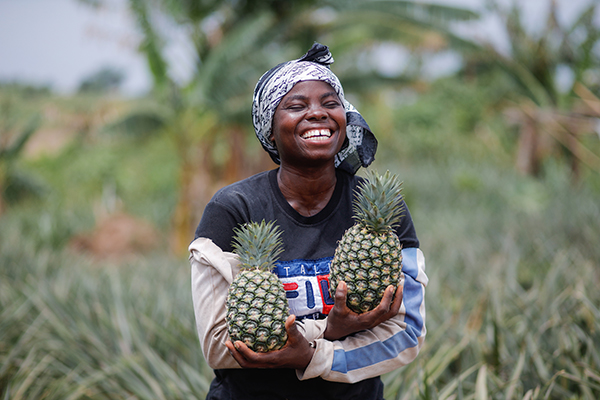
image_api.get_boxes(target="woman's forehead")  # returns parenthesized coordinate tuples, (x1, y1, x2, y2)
(281, 80, 337, 99)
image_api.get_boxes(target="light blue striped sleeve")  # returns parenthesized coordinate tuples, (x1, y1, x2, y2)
(297, 247, 427, 383)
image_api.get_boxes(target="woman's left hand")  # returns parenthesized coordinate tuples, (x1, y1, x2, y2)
(323, 281, 403, 340)
(225, 315, 315, 370)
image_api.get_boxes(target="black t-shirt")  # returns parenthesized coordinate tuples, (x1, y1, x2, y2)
(195, 168, 419, 399)
(196, 168, 418, 258)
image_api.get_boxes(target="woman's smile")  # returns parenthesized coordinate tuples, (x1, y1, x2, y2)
(301, 129, 332, 140)
(271, 80, 347, 166)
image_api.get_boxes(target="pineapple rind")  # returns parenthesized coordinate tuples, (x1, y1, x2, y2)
(330, 224, 403, 313)
(226, 270, 289, 352)
(226, 220, 289, 353)
(329, 170, 404, 314)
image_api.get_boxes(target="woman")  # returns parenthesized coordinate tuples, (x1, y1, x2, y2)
(189, 43, 428, 400)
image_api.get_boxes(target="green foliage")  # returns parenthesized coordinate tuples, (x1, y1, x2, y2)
(371, 156, 600, 400)
(25, 131, 179, 231)
(0, 93, 44, 208)
(463, 0, 600, 107)
(364, 75, 513, 168)
(101, 109, 167, 140)
(129, 0, 169, 91)
(77, 67, 125, 94)
(3, 0, 600, 395)
(0, 220, 210, 399)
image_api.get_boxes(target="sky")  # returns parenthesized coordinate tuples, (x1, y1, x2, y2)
(0, 0, 151, 94)
(0, 0, 596, 96)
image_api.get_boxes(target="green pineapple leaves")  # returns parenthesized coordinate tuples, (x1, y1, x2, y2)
(231, 220, 284, 271)
(353, 169, 405, 234)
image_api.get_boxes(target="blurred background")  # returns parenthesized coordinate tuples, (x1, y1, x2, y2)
(1, 0, 599, 399)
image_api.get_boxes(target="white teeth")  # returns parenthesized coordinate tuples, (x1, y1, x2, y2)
(301, 129, 331, 139)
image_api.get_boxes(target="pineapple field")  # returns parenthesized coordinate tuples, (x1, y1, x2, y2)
(1, 71, 600, 400)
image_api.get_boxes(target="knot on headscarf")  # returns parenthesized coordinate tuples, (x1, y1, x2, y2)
(297, 42, 334, 65)
(252, 42, 377, 174)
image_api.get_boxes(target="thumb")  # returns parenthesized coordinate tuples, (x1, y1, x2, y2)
(335, 281, 347, 302)
(285, 314, 297, 334)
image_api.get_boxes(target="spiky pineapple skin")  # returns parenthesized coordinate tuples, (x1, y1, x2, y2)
(329, 224, 402, 313)
(329, 170, 404, 314)
(225, 220, 289, 353)
(226, 270, 289, 352)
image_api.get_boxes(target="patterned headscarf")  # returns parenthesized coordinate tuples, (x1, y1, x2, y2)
(252, 43, 377, 174)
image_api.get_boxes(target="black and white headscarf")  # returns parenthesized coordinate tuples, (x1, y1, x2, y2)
(252, 43, 377, 175)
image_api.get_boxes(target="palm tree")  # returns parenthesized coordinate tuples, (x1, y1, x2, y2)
(80, 0, 484, 253)
(458, 0, 600, 177)
(120, 0, 324, 253)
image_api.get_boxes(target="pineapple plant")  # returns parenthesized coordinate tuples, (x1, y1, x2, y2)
(329, 170, 404, 314)
(226, 220, 290, 352)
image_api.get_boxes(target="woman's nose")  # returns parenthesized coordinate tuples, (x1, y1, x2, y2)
(306, 104, 327, 120)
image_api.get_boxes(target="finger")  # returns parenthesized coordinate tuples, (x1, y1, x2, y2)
(365, 285, 394, 319)
(225, 340, 236, 354)
(390, 283, 403, 314)
(285, 314, 296, 330)
(378, 285, 395, 311)
(334, 281, 347, 302)
(235, 340, 262, 361)
(359, 285, 396, 325)
(226, 340, 250, 367)
(284, 315, 300, 340)
(234, 340, 251, 356)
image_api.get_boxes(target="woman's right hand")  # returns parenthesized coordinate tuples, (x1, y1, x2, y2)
(225, 315, 315, 370)
(323, 281, 403, 341)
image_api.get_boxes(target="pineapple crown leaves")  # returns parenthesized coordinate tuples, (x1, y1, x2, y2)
(231, 220, 284, 272)
(353, 169, 404, 233)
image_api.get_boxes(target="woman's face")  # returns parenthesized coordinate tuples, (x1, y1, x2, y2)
(271, 80, 346, 168)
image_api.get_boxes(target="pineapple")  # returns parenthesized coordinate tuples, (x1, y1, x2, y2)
(329, 170, 404, 314)
(226, 220, 290, 352)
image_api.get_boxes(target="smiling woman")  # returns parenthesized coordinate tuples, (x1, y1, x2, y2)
(188, 43, 427, 400)
(271, 80, 347, 173)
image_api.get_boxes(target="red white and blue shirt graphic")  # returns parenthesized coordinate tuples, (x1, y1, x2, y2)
(274, 257, 335, 320)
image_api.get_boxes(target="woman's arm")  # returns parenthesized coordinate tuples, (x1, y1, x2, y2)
(226, 281, 404, 371)
(297, 247, 427, 383)
(191, 238, 427, 382)
(189, 237, 241, 369)
(226, 247, 427, 383)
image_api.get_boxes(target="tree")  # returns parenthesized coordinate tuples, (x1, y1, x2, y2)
(80, 0, 483, 253)
(459, 0, 600, 178)
(77, 66, 125, 94)
(111, 0, 317, 253)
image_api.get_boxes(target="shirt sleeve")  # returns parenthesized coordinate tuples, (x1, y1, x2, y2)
(190, 238, 427, 382)
(189, 237, 241, 369)
(295, 247, 427, 383)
